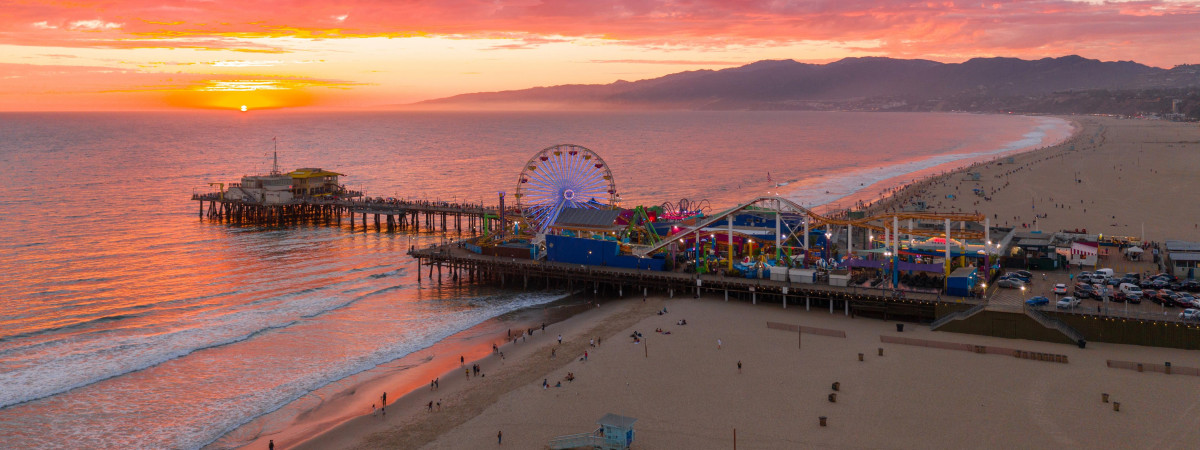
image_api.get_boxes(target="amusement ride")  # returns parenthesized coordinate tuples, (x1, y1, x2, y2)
(514, 144, 618, 233)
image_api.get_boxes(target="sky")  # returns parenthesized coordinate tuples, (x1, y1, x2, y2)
(1, 0, 1198, 111)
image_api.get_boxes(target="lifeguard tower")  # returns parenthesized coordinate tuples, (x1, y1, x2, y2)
(548, 413, 637, 450)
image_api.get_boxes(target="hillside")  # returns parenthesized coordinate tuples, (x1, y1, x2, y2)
(409, 56, 1200, 118)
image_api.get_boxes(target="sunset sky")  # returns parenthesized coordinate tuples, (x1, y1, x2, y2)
(2, 0, 1198, 111)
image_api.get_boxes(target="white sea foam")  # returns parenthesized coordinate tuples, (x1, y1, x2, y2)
(783, 117, 1069, 208)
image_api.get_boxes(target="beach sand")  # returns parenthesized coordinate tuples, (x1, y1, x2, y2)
(421, 297, 1199, 449)
(868, 116, 1200, 242)
(287, 116, 1200, 449)
(287, 296, 668, 450)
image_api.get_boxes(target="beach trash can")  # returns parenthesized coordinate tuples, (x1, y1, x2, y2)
(819, 416, 828, 427)
(896, 323, 904, 332)
(1102, 393, 1109, 403)
(1077, 339, 1086, 349)
(832, 382, 840, 391)
(828, 393, 836, 403)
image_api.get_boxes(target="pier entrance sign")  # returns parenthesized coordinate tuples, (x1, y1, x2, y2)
(514, 144, 618, 232)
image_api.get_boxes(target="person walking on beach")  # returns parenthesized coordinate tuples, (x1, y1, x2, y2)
(557, 334, 562, 344)
(269, 440, 274, 450)
(460, 355, 465, 366)
(717, 338, 722, 350)
(435, 377, 439, 390)
(498, 430, 502, 445)
(381, 392, 386, 413)
(738, 360, 742, 373)
(465, 367, 470, 379)
(584, 351, 588, 361)
(427, 400, 433, 412)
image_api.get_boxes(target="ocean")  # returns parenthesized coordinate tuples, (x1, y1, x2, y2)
(0, 111, 1070, 449)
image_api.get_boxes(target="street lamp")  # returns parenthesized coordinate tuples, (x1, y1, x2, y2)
(981, 282, 987, 300)
(825, 231, 832, 261)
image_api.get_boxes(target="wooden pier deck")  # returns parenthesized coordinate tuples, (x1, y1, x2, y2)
(193, 192, 512, 233)
(409, 245, 981, 323)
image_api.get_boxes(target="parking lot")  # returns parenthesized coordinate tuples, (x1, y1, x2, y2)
(983, 258, 1194, 322)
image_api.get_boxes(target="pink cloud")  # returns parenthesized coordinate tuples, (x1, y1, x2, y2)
(0, 1, 1197, 66)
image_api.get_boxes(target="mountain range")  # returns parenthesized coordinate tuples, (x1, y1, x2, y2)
(409, 56, 1200, 118)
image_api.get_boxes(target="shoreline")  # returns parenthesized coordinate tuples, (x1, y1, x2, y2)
(291, 294, 665, 450)
(218, 295, 594, 450)
(808, 115, 1079, 216)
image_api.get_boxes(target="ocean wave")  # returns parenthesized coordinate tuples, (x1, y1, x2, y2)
(199, 290, 572, 450)
(783, 117, 1069, 208)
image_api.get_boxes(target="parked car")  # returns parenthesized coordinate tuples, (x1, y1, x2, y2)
(1123, 272, 1141, 282)
(998, 278, 1025, 289)
(1056, 296, 1080, 309)
(1052, 283, 1068, 295)
(1119, 283, 1143, 298)
(1074, 283, 1096, 299)
(1179, 308, 1200, 321)
(1111, 292, 1127, 303)
(1013, 270, 1033, 279)
(1180, 281, 1200, 292)
(1170, 294, 1193, 308)
(1143, 289, 1159, 303)
(1004, 272, 1032, 283)
(1025, 296, 1051, 307)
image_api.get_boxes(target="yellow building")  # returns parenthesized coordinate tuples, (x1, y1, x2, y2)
(287, 168, 345, 197)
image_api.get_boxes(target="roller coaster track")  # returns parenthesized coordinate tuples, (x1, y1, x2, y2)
(635, 196, 985, 256)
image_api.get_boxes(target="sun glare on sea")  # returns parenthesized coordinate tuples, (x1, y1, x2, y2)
(241, 105, 247, 112)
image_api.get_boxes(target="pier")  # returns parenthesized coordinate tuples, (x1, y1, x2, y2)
(193, 193, 508, 234)
(409, 244, 977, 323)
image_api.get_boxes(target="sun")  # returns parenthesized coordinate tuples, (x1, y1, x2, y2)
(240, 105, 247, 112)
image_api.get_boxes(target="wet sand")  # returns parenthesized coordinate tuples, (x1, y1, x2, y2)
(285, 295, 666, 450)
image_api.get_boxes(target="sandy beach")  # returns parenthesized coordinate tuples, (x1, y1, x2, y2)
(419, 297, 1199, 449)
(867, 116, 1200, 242)
(276, 116, 1200, 450)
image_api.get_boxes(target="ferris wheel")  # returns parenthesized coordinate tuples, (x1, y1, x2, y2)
(514, 144, 618, 233)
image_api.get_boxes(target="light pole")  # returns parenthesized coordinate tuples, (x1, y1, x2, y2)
(825, 231, 832, 267)
(980, 282, 987, 301)
(1021, 285, 1027, 307)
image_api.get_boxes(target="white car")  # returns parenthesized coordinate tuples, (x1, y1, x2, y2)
(1056, 296, 1080, 309)
(1180, 309, 1200, 321)
(1052, 283, 1068, 295)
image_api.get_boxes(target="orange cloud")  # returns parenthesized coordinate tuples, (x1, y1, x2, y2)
(0, 1, 1197, 66)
